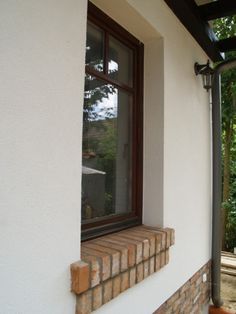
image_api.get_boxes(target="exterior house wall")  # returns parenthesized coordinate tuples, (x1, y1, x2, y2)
(0, 1, 212, 314)
(0, 1, 87, 313)
(82, 1, 213, 313)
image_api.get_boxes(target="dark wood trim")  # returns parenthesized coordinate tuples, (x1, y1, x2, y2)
(88, 2, 141, 48)
(164, 0, 223, 62)
(82, 211, 136, 230)
(81, 216, 142, 241)
(135, 43, 144, 220)
(86, 66, 134, 94)
(82, 2, 144, 239)
(217, 37, 236, 53)
(104, 31, 109, 75)
(198, 0, 236, 21)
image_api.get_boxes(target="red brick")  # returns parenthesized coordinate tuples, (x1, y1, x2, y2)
(179, 281, 190, 294)
(136, 263, 144, 283)
(195, 274, 203, 287)
(155, 233, 162, 253)
(190, 271, 200, 284)
(92, 285, 102, 311)
(199, 290, 210, 305)
(193, 292, 201, 304)
(181, 299, 192, 313)
(82, 247, 111, 281)
(166, 307, 174, 314)
(109, 235, 143, 264)
(82, 243, 120, 277)
(76, 290, 92, 314)
(167, 291, 179, 306)
(149, 256, 155, 275)
(136, 226, 162, 253)
(73, 227, 178, 313)
(125, 234, 150, 260)
(183, 304, 193, 314)
(109, 234, 143, 264)
(143, 260, 149, 278)
(129, 267, 136, 287)
(104, 236, 136, 267)
(153, 303, 167, 314)
(172, 293, 184, 311)
(94, 239, 128, 272)
(128, 228, 156, 256)
(112, 275, 121, 298)
(156, 231, 167, 251)
(160, 251, 166, 267)
(103, 279, 112, 304)
(163, 228, 173, 248)
(192, 288, 201, 304)
(190, 284, 197, 299)
(190, 303, 200, 314)
(142, 239, 149, 260)
(141, 226, 167, 250)
(155, 253, 161, 271)
(121, 271, 129, 292)
(153, 261, 211, 314)
(81, 254, 100, 287)
(70, 261, 89, 295)
(119, 230, 151, 259)
(169, 228, 175, 245)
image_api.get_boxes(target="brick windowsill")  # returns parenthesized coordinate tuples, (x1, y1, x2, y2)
(70, 225, 175, 313)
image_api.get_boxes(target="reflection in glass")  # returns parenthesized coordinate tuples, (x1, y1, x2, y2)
(109, 36, 133, 87)
(86, 22, 104, 71)
(82, 75, 132, 221)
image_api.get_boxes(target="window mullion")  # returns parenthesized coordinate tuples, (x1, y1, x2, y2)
(104, 31, 109, 75)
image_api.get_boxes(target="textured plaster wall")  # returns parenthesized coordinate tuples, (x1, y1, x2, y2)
(0, 0, 87, 313)
(0, 0, 212, 313)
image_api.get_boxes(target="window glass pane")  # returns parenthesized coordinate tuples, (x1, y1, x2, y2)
(108, 36, 133, 87)
(82, 75, 132, 221)
(86, 22, 104, 72)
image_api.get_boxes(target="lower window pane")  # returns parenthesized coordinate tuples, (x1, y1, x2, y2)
(82, 75, 132, 222)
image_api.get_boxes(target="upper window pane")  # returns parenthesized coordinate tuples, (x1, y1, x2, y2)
(108, 36, 133, 87)
(86, 22, 104, 72)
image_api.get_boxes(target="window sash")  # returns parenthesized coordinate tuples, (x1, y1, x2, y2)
(81, 2, 143, 240)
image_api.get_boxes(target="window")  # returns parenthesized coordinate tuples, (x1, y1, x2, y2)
(81, 2, 143, 240)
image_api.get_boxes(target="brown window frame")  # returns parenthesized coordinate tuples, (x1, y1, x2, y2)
(81, 2, 144, 241)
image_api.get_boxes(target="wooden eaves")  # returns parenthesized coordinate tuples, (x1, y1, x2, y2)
(164, 0, 236, 62)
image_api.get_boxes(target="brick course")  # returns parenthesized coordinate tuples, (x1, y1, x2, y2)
(153, 261, 211, 314)
(92, 285, 102, 311)
(71, 225, 175, 314)
(71, 261, 89, 295)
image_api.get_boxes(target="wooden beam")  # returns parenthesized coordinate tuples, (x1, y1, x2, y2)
(217, 37, 236, 53)
(199, 0, 236, 21)
(164, 0, 223, 62)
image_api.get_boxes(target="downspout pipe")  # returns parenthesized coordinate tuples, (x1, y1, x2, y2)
(211, 58, 236, 308)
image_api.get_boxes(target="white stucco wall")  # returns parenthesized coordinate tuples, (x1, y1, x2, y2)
(0, 0, 212, 314)
(92, 1, 212, 313)
(0, 1, 87, 313)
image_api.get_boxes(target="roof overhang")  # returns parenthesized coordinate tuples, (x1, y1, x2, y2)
(164, 0, 236, 62)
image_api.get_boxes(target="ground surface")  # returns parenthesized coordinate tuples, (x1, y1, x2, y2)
(221, 273, 236, 313)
